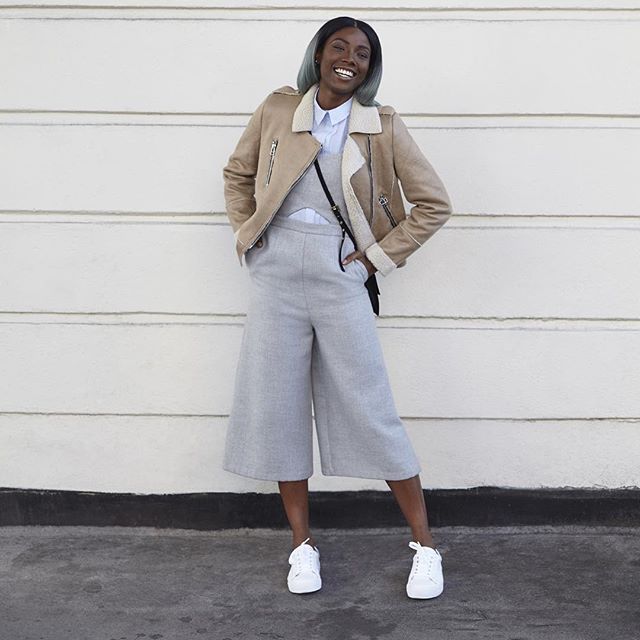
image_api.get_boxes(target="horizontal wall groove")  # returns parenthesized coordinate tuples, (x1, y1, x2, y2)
(2, 12, 640, 25)
(1, 410, 639, 423)
(1, 313, 639, 330)
(5, 19, 640, 25)
(2, 123, 639, 131)
(4, 111, 640, 116)
(2, 211, 640, 226)
(0, 210, 216, 219)
(3, 5, 640, 12)
(2, 112, 640, 125)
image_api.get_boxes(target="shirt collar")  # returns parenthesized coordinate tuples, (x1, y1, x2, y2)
(313, 86, 353, 127)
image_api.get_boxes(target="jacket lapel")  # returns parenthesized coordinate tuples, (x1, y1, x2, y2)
(291, 83, 381, 251)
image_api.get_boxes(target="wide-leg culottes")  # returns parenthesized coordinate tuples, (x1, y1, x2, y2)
(223, 215, 422, 481)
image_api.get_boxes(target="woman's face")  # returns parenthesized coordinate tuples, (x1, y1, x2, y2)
(316, 26, 372, 98)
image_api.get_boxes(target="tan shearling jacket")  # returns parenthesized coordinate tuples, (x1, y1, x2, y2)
(222, 82, 452, 277)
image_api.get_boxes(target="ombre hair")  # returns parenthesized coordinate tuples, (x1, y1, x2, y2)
(296, 17, 383, 107)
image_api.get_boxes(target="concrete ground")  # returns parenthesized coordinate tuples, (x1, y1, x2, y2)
(0, 525, 638, 640)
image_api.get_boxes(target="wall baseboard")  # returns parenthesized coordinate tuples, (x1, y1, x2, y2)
(2, 487, 639, 529)
(1, 487, 638, 529)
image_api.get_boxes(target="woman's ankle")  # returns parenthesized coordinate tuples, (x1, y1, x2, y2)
(292, 534, 316, 548)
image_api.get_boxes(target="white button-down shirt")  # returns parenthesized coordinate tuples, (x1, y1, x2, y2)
(287, 87, 352, 225)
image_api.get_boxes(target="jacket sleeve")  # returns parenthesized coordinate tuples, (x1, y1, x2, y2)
(364, 111, 452, 277)
(222, 94, 268, 241)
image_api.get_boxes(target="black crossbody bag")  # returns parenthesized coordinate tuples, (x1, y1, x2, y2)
(313, 158, 381, 316)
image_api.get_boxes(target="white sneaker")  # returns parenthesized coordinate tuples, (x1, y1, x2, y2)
(287, 537, 321, 594)
(405, 540, 444, 599)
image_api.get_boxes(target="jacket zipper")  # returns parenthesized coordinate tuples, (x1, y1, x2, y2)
(378, 193, 398, 228)
(265, 138, 278, 187)
(366, 134, 374, 225)
(246, 143, 323, 250)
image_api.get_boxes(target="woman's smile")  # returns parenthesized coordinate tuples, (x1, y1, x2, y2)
(333, 66, 356, 80)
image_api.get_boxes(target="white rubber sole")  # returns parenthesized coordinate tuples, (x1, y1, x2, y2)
(287, 577, 322, 594)
(406, 581, 444, 599)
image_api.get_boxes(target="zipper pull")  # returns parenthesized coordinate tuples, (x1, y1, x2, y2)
(265, 138, 278, 187)
(378, 193, 398, 227)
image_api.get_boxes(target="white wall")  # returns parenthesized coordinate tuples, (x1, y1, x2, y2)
(1, 1, 639, 494)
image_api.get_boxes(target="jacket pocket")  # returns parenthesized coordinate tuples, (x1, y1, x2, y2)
(378, 193, 398, 228)
(265, 138, 279, 187)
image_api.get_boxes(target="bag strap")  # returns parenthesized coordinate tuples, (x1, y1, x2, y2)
(313, 158, 358, 253)
(313, 157, 380, 315)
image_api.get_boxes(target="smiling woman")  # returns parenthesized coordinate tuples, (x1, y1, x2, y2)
(221, 15, 451, 600)
(297, 17, 383, 109)
(317, 30, 371, 92)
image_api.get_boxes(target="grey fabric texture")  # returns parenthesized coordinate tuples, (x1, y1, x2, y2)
(275, 151, 354, 234)
(223, 211, 422, 482)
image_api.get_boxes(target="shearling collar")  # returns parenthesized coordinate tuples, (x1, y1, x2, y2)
(292, 82, 382, 135)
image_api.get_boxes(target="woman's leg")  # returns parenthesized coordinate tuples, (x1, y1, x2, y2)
(278, 479, 317, 548)
(386, 474, 435, 548)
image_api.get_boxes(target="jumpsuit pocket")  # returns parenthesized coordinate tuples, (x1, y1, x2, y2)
(351, 258, 370, 282)
(244, 232, 268, 268)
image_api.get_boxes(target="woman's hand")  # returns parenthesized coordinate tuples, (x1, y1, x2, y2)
(342, 250, 376, 277)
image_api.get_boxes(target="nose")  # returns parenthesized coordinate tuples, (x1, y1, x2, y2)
(341, 49, 357, 66)
(341, 54, 357, 68)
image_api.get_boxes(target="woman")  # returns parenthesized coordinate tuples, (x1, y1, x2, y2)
(222, 16, 452, 599)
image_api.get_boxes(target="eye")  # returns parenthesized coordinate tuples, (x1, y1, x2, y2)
(333, 44, 344, 50)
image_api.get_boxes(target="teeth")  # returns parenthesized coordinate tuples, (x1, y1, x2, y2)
(334, 67, 355, 78)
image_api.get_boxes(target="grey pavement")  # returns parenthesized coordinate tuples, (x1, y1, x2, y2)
(0, 525, 638, 640)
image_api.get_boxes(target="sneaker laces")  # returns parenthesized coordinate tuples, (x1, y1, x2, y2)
(408, 540, 441, 583)
(288, 537, 319, 577)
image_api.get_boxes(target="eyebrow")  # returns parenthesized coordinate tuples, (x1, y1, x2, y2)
(330, 37, 370, 52)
